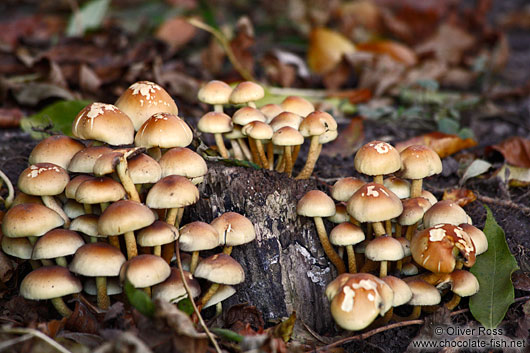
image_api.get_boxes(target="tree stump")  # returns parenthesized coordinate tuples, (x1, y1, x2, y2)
(187, 162, 338, 333)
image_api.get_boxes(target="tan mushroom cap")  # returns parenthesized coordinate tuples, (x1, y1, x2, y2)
(347, 183, 403, 223)
(421, 190, 438, 205)
(137, 220, 179, 247)
(84, 277, 122, 296)
(325, 273, 353, 301)
(159, 147, 207, 181)
(65, 175, 94, 199)
(259, 104, 283, 123)
(72, 103, 134, 145)
(450, 270, 479, 297)
(211, 212, 255, 246)
(2, 237, 33, 259)
(128, 153, 161, 184)
(423, 200, 469, 229)
(459, 223, 488, 255)
(329, 222, 365, 246)
(232, 107, 266, 126)
(272, 126, 304, 146)
(383, 176, 411, 199)
(11, 192, 42, 207)
(401, 262, 419, 276)
(70, 214, 100, 237)
(67, 146, 113, 174)
(146, 175, 199, 209)
(229, 81, 264, 104)
(224, 125, 245, 140)
(92, 151, 123, 176)
(153, 268, 201, 302)
(319, 130, 338, 144)
(396, 237, 411, 256)
(354, 140, 401, 176)
(365, 236, 405, 261)
(2, 203, 64, 238)
(75, 177, 126, 205)
(281, 96, 315, 117)
(135, 113, 193, 149)
(297, 190, 336, 218)
(121, 254, 171, 288)
(382, 276, 412, 307)
(115, 81, 179, 131)
(242, 121, 273, 140)
(32, 229, 84, 260)
(203, 285, 237, 308)
(63, 199, 84, 219)
(18, 163, 69, 196)
(70, 243, 126, 277)
(29, 135, 85, 169)
(198, 112, 233, 134)
(269, 112, 303, 131)
(194, 253, 245, 285)
(327, 203, 350, 224)
(198, 80, 232, 105)
(331, 177, 366, 202)
(398, 197, 432, 226)
(298, 114, 326, 137)
(21, 266, 82, 300)
(407, 279, 441, 306)
(98, 200, 156, 236)
(179, 221, 219, 252)
(400, 145, 442, 180)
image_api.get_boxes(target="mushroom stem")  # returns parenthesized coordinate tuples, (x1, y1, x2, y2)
(29, 260, 41, 270)
(0, 169, 14, 208)
(405, 221, 419, 241)
(51, 297, 72, 317)
(124, 231, 138, 259)
(374, 175, 383, 185)
(248, 138, 261, 166)
(143, 287, 151, 297)
(366, 223, 373, 239)
(372, 222, 386, 236)
(292, 145, 302, 167)
(379, 261, 388, 278)
(41, 259, 54, 266)
(385, 220, 392, 236)
(116, 157, 141, 202)
(90, 236, 97, 243)
(338, 246, 344, 259)
(295, 136, 320, 180)
(176, 208, 184, 228)
(100, 202, 109, 212)
(230, 140, 244, 160)
(313, 217, 346, 274)
(267, 142, 274, 170)
(237, 138, 253, 161)
(96, 276, 110, 310)
(248, 101, 257, 109)
(56, 257, 68, 267)
(275, 154, 284, 172)
(255, 140, 269, 169)
(214, 104, 223, 113)
(166, 207, 178, 225)
(445, 294, 461, 310)
(83, 203, 92, 215)
(108, 236, 120, 249)
(346, 245, 357, 273)
(222, 246, 233, 256)
(214, 133, 229, 159)
(395, 224, 402, 238)
(42, 196, 70, 227)
(197, 283, 220, 308)
(284, 146, 293, 177)
(455, 260, 464, 270)
(410, 179, 423, 198)
(190, 251, 200, 274)
(153, 245, 162, 257)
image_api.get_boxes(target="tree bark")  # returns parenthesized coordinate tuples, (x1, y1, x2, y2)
(187, 162, 337, 333)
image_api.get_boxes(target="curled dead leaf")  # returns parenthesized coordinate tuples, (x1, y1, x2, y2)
(396, 132, 478, 158)
(488, 136, 530, 168)
(442, 188, 477, 207)
(307, 27, 356, 74)
(321, 117, 364, 158)
(492, 164, 530, 187)
(154, 299, 207, 339)
(356, 40, 417, 66)
(414, 23, 475, 64)
(155, 16, 197, 51)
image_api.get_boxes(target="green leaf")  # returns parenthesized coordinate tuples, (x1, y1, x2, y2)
(20, 100, 90, 140)
(469, 205, 519, 328)
(124, 280, 155, 317)
(210, 328, 243, 343)
(177, 297, 194, 315)
(437, 117, 460, 135)
(67, 0, 111, 37)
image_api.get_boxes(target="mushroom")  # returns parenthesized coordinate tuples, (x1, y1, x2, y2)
(459, 223, 488, 255)
(445, 269, 479, 310)
(153, 268, 201, 303)
(197, 80, 232, 113)
(242, 121, 273, 168)
(229, 81, 265, 108)
(121, 254, 171, 297)
(365, 236, 405, 277)
(329, 222, 365, 273)
(32, 229, 84, 267)
(179, 221, 219, 274)
(29, 135, 84, 169)
(232, 106, 267, 164)
(197, 112, 233, 158)
(399, 145, 442, 198)
(354, 141, 401, 184)
(67, 146, 113, 174)
(137, 220, 179, 257)
(272, 126, 304, 177)
(210, 212, 255, 256)
(398, 279, 441, 320)
(159, 147, 208, 185)
(423, 200, 470, 229)
(280, 96, 315, 117)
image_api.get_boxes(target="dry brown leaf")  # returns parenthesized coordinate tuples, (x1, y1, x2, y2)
(488, 137, 530, 168)
(440, 67, 477, 89)
(226, 304, 265, 332)
(0, 250, 13, 284)
(403, 59, 447, 86)
(201, 38, 225, 76)
(321, 117, 364, 158)
(0, 108, 23, 128)
(155, 16, 197, 51)
(414, 23, 476, 64)
(266, 312, 296, 343)
(358, 55, 406, 96)
(65, 301, 100, 334)
(322, 59, 353, 90)
(0, 15, 64, 48)
(356, 40, 417, 66)
(442, 188, 477, 207)
(230, 16, 255, 78)
(37, 318, 67, 338)
(396, 132, 478, 158)
(512, 270, 530, 292)
(262, 53, 297, 88)
(79, 64, 102, 94)
(499, 7, 530, 29)
(336, 0, 382, 41)
(154, 299, 207, 339)
(328, 88, 372, 104)
(307, 27, 356, 74)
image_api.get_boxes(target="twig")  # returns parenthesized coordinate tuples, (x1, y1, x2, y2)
(0, 169, 14, 208)
(1, 326, 72, 353)
(475, 193, 530, 216)
(187, 18, 255, 82)
(175, 241, 222, 353)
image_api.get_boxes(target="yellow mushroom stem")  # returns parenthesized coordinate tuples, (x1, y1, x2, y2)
(55, 257, 68, 267)
(213, 104, 223, 113)
(214, 133, 229, 159)
(147, 147, 162, 161)
(237, 138, 253, 161)
(223, 246, 233, 256)
(395, 224, 402, 238)
(161, 208, 179, 264)
(51, 297, 73, 317)
(372, 222, 386, 236)
(197, 283, 220, 309)
(385, 220, 392, 236)
(42, 196, 70, 227)
(96, 276, 110, 310)
(124, 231, 138, 259)
(313, 216, 346, 274)
(0, 169, 14, 208)
(346, 245, 357, 273)
(283, 146, 293, 177)
(255, 140, 269, 169)
(230, 140, 244, 160)
(153, 245, 162, 257)
(116, 157, 141, 202)
(410, 179, 423, 198)
(295, 135, 321, 180)
(143, 287, 151, 297)
(374, 175, 384, 185)
(405, 221, 420, 241)
(445, 294, 461, 310)
(267, 142, 274, 170)
(393, 305, 422, 322)
(275, 154, 284, 172)
(379, 261, 388, 278)
(189, 251, 201, 274)
(248, 138, 261, 166)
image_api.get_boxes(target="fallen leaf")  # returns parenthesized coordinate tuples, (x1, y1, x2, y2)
(155, 16, 197, 51)
(225, 303, 265, 332)
(0, 15, 64, 48)
(492, 164, 530, 187)
(201, 37, 226, 76)
(321, 117, 364, 158)
(262, 52, 298, 88)
(414, 23, 476, 64)
(358, 54, 406, 96)
(328, 88, 372, 104)
(67, 0, 111, 37)
(66, 301, 100, 334)
(154, 299, 207, 339)
(396, 132, 478, 158)
(440, 67, 477, 89)
(37, 318, 67, 338)
(402, 59, 448, 86)
(512, 270, 530, 292)
(267, 312, 296, 342)
(356, 40, 417, 66)
(307, 27, 356, 74)
(93, 331, 153, 353)
(79, 64, 102, 94)
(488, 136, 530, 168)
(0, 250, 13, 284)
(0, 108, 23, 128)
(442, 188, 477, 207)
(336, 0, 382, 41)
(230, 16, 255, 78)
(459, 159, 492, 185)
(12, 83, 75, 106)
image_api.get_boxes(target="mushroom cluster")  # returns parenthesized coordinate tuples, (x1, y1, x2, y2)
(2, 80, 255, 317)
(297, 140, 488, 331)
(197, 80, 338, 178)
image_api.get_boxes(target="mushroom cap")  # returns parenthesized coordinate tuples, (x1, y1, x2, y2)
(269, 112, 303, 131)
(18, 163, 69, 196)
(423, 200, 469, 229)
(382, 276, 412, 307)
(421, 190, 438, 205)
(67, 146, 113, 174)
(407, 279, 441, 306)
(347, 183, 403, 223)
(198, 112, 233, 134)
(327, 203, 350, 224)
(115, 81, 179, 131)
(70, 214, 100, 237)
(29, 135, 85, 169)
(383, 176, 410, 199)
(69, 242, 126, 277)
(2, 203, 64, 238)
(75, 177, 126, 205)
(450, 270, 479, 297)
(137, 221, 179, 247)
(459, 223, 488, 255)
(194, 253, 245, 285)
(203, 285, 237, 308)
(224, 125, 245, 140)
(329, 222, 365, 246)
(198, 80, 232, 105)
(84, 277, 122, 296)
(411, 224, 476, 273)
(135, 113, 193, 149)
(159, 147, 207, 180)
(331, 177, 366, 202)
(61, 200, 85, 219)
(20, 266, 82, 300)
(365, 236, 405, 261)
(92, 151, 124, 176)
(280, 96, 315, 117)
(299, 111, 337, 138)
(98, 200, 156, 236)
(211, 212, 255, 246)
(65, 175, 94, 199)
(146, 175, 199, 209)
(232, 107, 266, 126)
(121, 254, 171, 288)
(242, 121, 273, 140)
(354, 141, 401, 176)
(325, 273, 353, 301)
(398, 197, 432, 226)
(318, 130, 338, 144)
(2, 237, 33, 259)
(396, 237, 411, 256)
(272, 126, 304, 146)
(401, 263, 419, 276)
(128, 153, 162, 184)
(32, 229, 84, 260)
(152, 268, 201, 302)
(399, 145, 442, 180)
(72, 103, 134, 145)
(259, 104, 283, 123)
(297, 190, 336, 218)
(179, 221, 219, 252)
(229, 81, 264, 104)
(11, 192, 42, 207)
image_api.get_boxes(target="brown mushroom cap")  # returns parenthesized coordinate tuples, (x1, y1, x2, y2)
(459, 223, 488, 255)
(121, 254, 171, 288)
(179, 221, 219, 252)
(29, 135, 85, 169)
(98, 200, 156, 236)
(269, 112, 303, 131)
(158, 147, 207, 181)
(18, 163, 69, 196)
(2, 237, 33, 259)
(70, 243, 126, 277)
(347, 183, 403, 223)
(75, 177, 126, 205)
(135, 113, 193, 149)
(327, 203, 350, 224)
(232, 107, 266, 126)
(203, 285, 237, 308)
(398, 197, 432, 226)
(365, 236, 405, 261)
(407, 279, 441, 306)
(329, 222, 365, 246)
(146, 175, 199, 209)
(229, 81, 264, 104)
(331, 177, 366, 202)
(137, 220, 179, 247)
(65, 175, 94, 199)
(297, 190, 336, 218)
(280, 96, 315, 117)
(70, 214, 100, 237)
(20, 266, 82, 300)
(67, 146, 113, 174)
(198, 80, 232, 105)
(354, 141, 401, 177)
(2, 203, 64, 238)
(210, 212, 255, 246)
(198, 112, 233, 134)
(194, 253, 245, 285)
(399, 145, 442, 180)
(32, 229, 84, 260)
(272, 126, 304, 146)
(423, 200, 469, 229)
(382, 276, 412, 307)
(242, 121, 274, 140)
(152, 268, 201, 302)
(128, 153, 162, 184)
(450, 270, 479, 297)
(383, 176, 411, 199)
(259, 104, 283, 123)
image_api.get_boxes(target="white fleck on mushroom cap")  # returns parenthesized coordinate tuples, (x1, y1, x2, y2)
(347, 183, 403, 223)
(18, 163, 69, 196)
(135, 113, 193, 149)
(459, 223, 488, 255)
(354, 140, 401, 176)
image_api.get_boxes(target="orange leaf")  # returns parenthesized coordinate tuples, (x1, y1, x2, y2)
(395, 132, 477, 158)
(488, 136, 530, 168)
(307, 28, 356, 74)
(356, 40, 417, 66)
(156, 16, 197, 50)
(328, 89, 372, 104)
(442, 188, 476, 207)
(0, 108, 23, 128)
